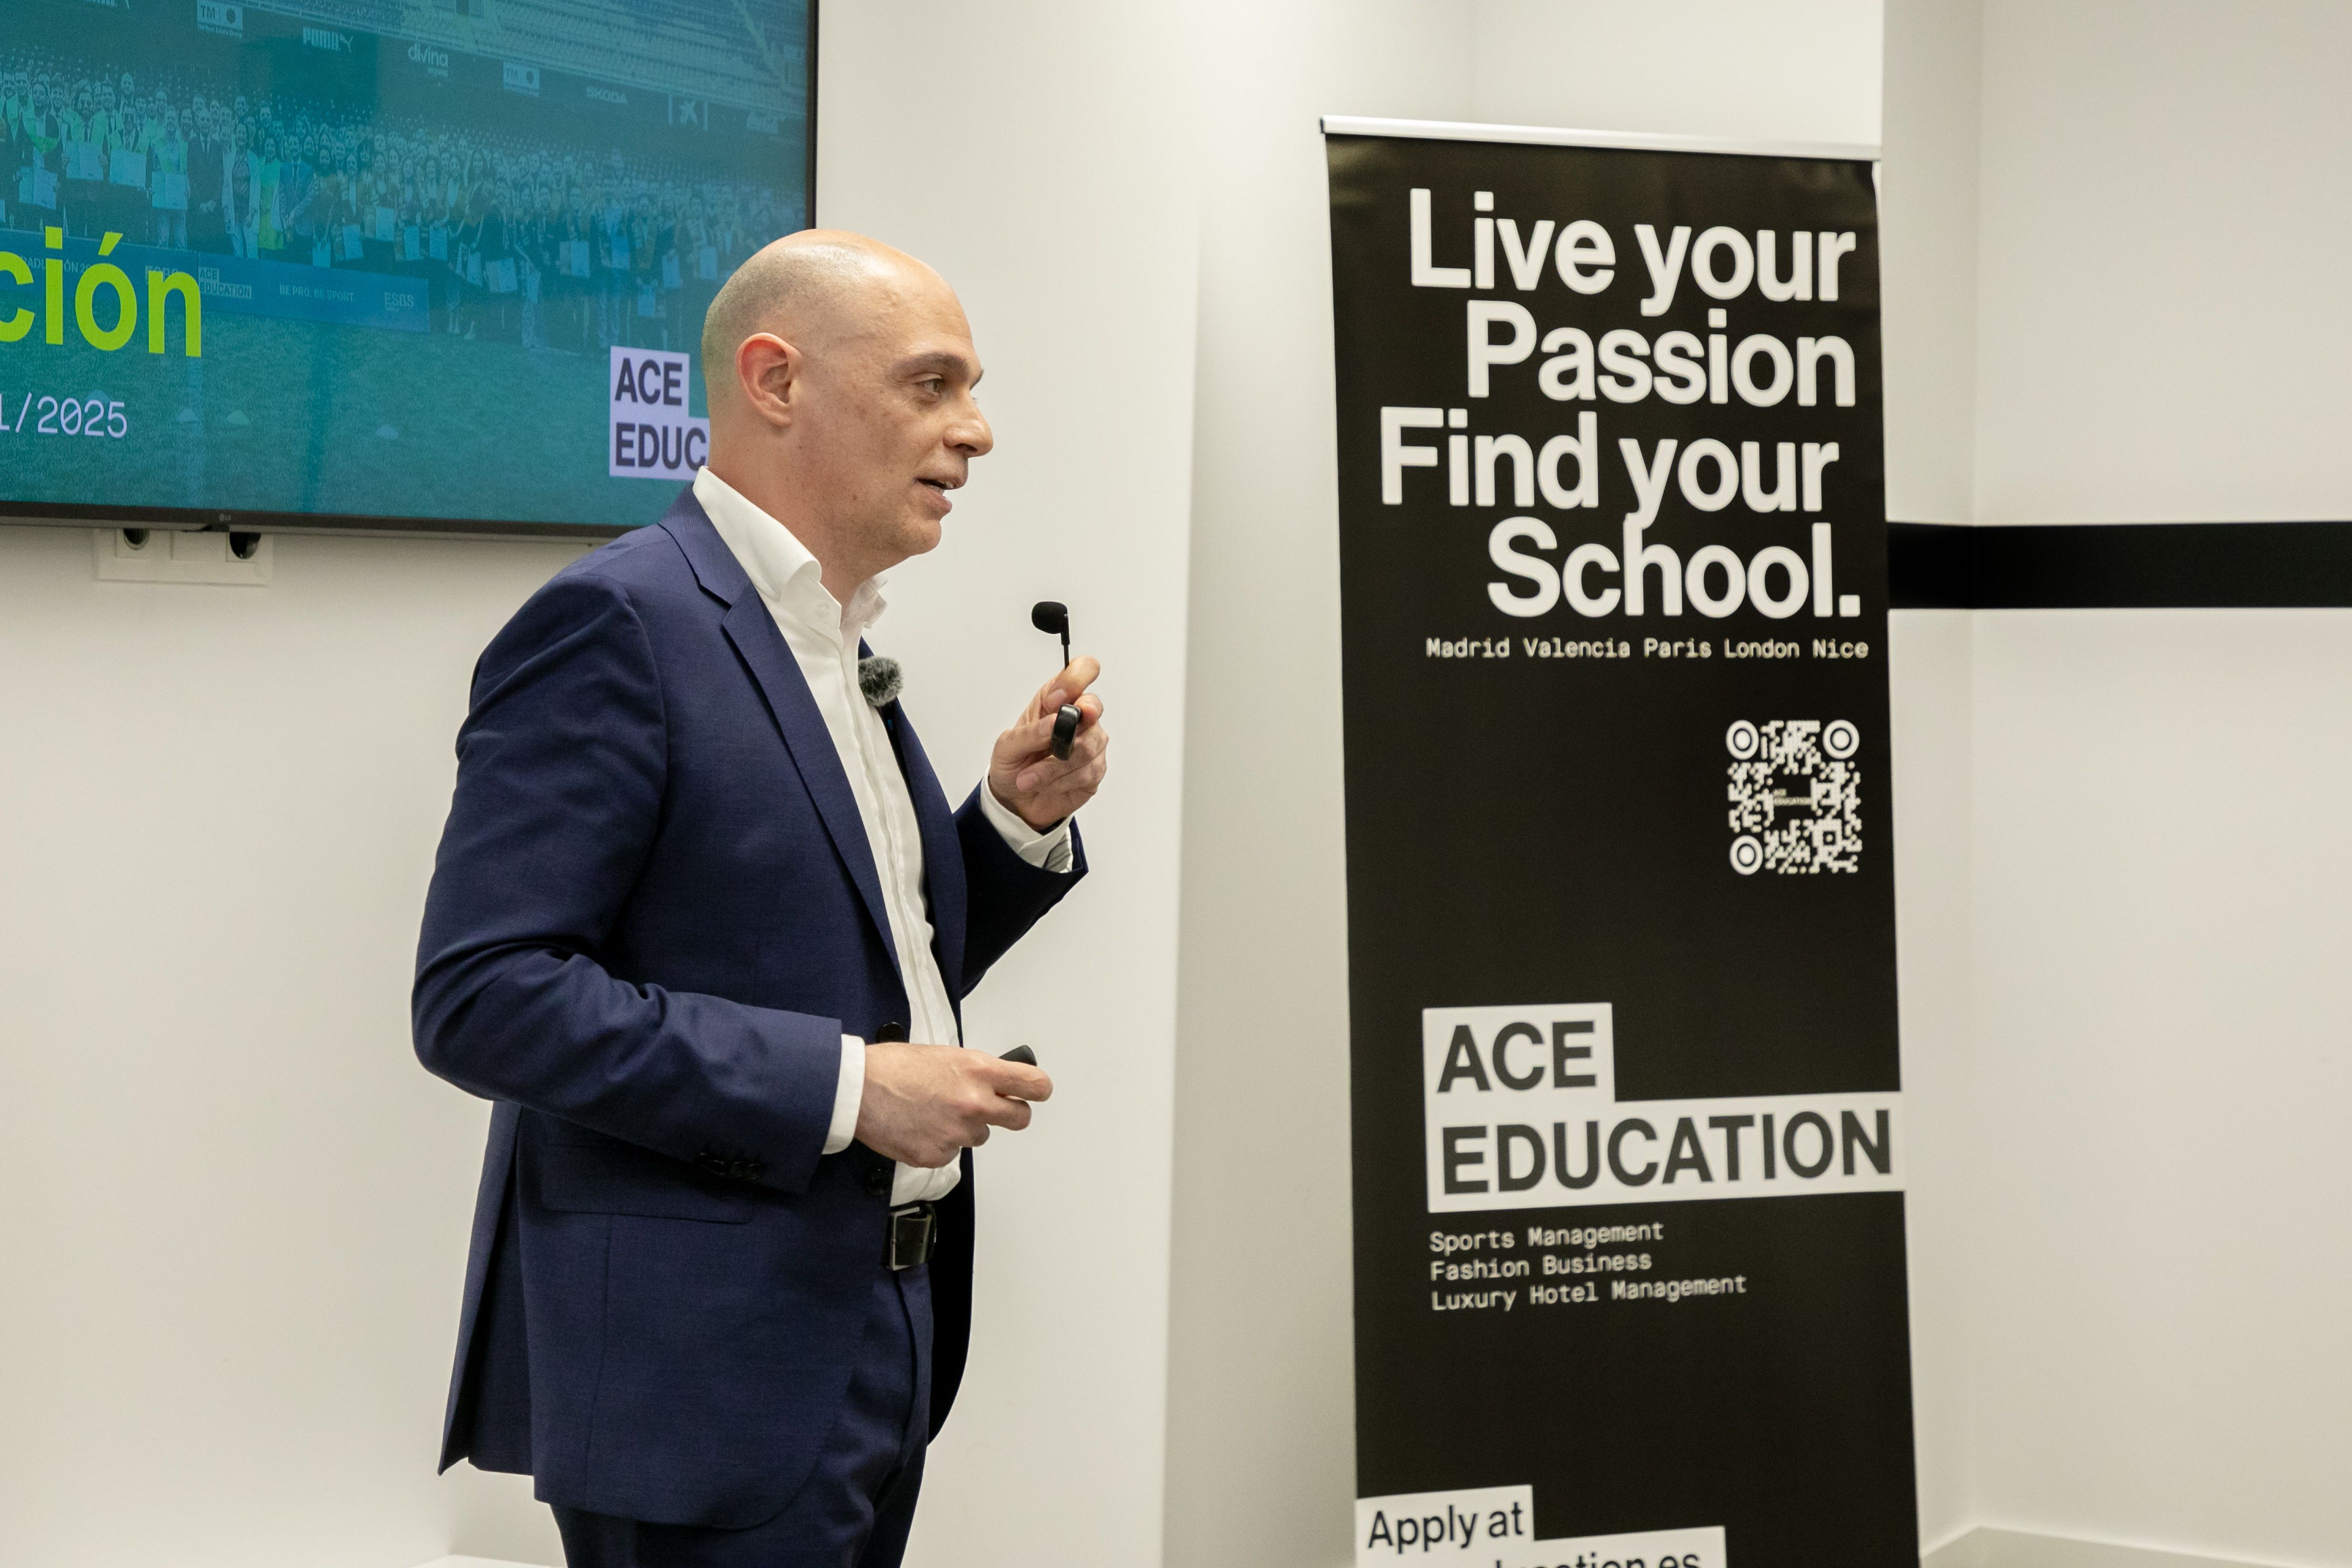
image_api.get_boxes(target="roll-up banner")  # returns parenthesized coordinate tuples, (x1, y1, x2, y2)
(1323, 119, 1915, 1568)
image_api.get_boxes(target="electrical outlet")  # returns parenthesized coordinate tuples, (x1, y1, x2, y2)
(94, 528, 272, 586)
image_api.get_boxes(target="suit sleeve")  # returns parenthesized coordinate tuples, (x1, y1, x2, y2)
(412, 570, 839, 1194)
(952, 785, 1088, 996)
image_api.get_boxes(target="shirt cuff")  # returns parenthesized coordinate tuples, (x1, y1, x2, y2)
(979, 783, 1075, 873)
(823, 1033, 865, 1156)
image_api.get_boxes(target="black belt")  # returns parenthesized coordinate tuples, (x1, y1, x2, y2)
(887, 1201, 937, 1270)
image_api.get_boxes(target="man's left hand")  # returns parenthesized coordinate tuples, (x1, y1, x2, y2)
(989, 656, 1108, 831)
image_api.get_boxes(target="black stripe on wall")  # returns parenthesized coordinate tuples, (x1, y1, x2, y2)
(1888, 520, 2352, 609)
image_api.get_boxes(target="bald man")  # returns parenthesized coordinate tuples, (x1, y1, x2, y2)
(414, 232, 1107, 1566)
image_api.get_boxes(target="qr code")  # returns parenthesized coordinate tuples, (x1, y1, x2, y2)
(1726, 719, 1861, 875)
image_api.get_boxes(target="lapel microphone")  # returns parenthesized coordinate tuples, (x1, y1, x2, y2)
(1030, 601, 1081, 761)
(857, 655, 902, 710)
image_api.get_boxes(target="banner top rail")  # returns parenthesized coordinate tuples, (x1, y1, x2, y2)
(1320, 114, 1879, 164)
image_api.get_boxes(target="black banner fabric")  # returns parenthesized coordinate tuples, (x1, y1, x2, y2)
(1326, 131, 1916, 1568)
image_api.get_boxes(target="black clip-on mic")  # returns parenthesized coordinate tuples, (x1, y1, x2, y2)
(1030, 600, 1081, 761)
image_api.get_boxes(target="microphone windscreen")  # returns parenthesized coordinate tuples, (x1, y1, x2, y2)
(1030, 600, 1068, 636)
(857, 655, 903, 709)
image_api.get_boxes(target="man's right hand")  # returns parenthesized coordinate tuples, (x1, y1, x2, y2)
(855, 1042, 1054, 1169)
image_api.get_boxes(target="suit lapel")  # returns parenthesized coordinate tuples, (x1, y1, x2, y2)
(881, 698, 968, 1000)
(661, 491, 901, 980)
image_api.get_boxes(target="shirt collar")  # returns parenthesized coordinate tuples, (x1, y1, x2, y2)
(693, 466, 887, 647)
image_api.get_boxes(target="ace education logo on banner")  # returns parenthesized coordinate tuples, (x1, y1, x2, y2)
(1421, 1003, 1899, 1217)
(1325, 120, 1916, 1568)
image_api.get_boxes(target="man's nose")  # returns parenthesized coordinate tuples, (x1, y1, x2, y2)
(950, 405, 994, 459)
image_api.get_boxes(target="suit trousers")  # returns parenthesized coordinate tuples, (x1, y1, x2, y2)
(553, 1263, 932, 1568)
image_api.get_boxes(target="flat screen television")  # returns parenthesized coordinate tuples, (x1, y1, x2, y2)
(1, 0, 813, 539)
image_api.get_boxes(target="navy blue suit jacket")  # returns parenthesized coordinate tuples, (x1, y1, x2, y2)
(413, 490, 1083, 1527)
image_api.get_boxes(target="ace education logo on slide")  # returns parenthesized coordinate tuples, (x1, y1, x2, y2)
(610, 348, 709, 479)
(1357, 1486, 1723, 1568)
(1423, 1004, 1900, 1212)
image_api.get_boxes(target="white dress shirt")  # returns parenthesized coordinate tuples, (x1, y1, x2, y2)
(694, 468, 1071, 1205)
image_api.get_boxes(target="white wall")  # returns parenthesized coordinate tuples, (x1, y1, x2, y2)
(1879, 0, 1982, 525)
(1882, 4, 2352, 1563)
(0, 526, 584, 1568)
(1877, 7, 1992, 1541)
(1469, 0, 1883, 144)
(0, 4, 1202, 1564)
(1960, 3, 2352, 1559)
(1163, 7, 1896, 1568)
(1965, 609, 2352, 1564)
(1972, 1, 2352, 524)
(1162, 11, 1471, 1568)
(1885, 609, 1979, 1552)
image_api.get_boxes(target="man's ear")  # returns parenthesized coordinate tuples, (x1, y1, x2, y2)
(736, 332, 800, 430)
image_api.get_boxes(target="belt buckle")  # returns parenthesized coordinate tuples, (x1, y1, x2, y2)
(887, 1201, 936, 1270)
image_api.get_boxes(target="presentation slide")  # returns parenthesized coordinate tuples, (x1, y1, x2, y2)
(1, 0, 810, 532)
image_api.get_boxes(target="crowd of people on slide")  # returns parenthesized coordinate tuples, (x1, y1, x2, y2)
(0, 51, 796, 352)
